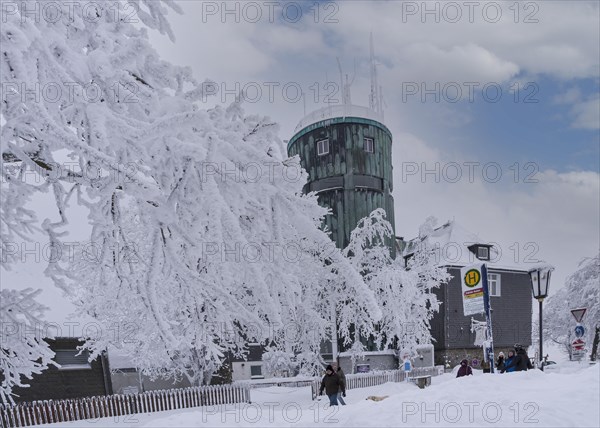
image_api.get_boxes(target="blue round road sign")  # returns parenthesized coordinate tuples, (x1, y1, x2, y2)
(575, 325, 585, 338)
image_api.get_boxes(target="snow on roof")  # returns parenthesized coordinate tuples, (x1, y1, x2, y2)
(402, 221, 528, 272)
(294, 104, 385, 133)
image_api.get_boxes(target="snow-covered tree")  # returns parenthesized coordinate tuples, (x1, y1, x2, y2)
(0, 289, 56, 404)
(544, 253, 599, 359)
(1, 1, 381, 385)
(341, 210, 450, 357)
(262, 347, 297, 378)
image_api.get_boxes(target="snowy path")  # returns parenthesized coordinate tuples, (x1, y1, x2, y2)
(35, 363, 599, 427)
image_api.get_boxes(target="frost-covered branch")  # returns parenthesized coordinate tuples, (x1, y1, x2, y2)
(0, 289, 56, 404)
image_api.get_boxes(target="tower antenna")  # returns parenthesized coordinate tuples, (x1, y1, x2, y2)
(337, 57, 353, 105)
(369, 32, 383, 117)
(302, 90, 306, 116)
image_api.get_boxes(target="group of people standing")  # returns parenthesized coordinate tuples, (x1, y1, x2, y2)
(498, 344, 533, 373)
(456, 344, 533, 377)
(318, 365, 347, 406)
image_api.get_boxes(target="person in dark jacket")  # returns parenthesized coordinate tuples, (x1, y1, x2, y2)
(456, 359, 473, 377)
(337, 367, 347, 405)
(502, 345, 533, 373)
(496, 352, 506, 372)
(504, 350, 517, 373)
(319, 365, 343, 406)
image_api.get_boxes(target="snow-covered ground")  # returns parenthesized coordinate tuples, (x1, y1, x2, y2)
(36, 362, 599, 428)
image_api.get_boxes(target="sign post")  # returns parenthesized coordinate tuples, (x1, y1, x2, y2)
(461, 263, 494, 372)
(570, 308, 587, 361)
(481, 264, 495, 373)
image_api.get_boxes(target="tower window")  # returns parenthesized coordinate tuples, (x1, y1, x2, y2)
(317, 139, 329, 156)
(364, 137, 374, 153)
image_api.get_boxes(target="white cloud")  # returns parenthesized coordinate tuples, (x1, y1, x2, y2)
(553, 88, 583, 105)
(400, 43, 520, 84)
(393, 134, 600, 292)
(571, 97, 600, 130)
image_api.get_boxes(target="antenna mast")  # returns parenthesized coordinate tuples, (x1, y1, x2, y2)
(337, 57, 353, 105)
(369, 33, 383, 117)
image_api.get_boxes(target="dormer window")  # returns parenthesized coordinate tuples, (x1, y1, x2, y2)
(468, 244, 492, 261)
(477, 247, 489, 260)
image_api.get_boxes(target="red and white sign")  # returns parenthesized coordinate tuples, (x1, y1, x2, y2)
(572, 338, 585, 351)
(571, 308, 587, 323)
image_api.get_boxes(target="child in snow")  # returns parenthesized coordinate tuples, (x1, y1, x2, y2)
(456, 359, 473, 377)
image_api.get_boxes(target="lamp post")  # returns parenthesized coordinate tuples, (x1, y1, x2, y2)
(529, 264, 554, 371)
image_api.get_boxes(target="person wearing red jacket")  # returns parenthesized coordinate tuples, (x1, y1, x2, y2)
(456, 359, 473, 377)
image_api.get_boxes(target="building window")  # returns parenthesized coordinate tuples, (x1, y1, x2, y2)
(54, 349, 92, 370)
(488, 273, 501, 296)
(477, 246, 490, 260)
(363, 137, 374, 153)
(250, 365, 263, 378)
(316, 139, 329, 156)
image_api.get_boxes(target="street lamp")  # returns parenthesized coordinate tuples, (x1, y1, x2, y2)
(529, 264, 554, 371)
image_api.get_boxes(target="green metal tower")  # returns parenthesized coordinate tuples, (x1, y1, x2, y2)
(287, 104, 395, 253)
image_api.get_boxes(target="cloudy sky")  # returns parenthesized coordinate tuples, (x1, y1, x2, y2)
(146, 1, 599, 278)
(4, 0, 599, 325)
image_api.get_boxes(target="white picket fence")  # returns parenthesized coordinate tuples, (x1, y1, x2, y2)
(0, 383, 250, 428)
(239, 379, 317, 389)
(311, 366, 442, 400)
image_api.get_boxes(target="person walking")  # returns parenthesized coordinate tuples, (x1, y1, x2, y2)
(456, 359, 473, 377)
(502, 345, 533, 373)
(496, 352, 506, 372)
(319, 365, 343, 406)
(337, 367, 347, 405)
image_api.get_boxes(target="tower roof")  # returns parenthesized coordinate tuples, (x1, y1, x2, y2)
(294, 104, 385, 134)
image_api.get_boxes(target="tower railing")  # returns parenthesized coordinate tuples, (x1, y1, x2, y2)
(294, 104, 385, 133)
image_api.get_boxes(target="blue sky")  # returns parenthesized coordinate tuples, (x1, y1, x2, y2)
(452, 76, 599, 172)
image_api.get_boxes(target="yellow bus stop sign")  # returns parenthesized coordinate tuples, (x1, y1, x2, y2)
(464, 269, 481, 287)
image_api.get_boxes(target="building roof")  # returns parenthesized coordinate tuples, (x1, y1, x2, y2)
(401, 220, 529, 273)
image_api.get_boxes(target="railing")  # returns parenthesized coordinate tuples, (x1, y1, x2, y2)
(0, 383, 250, 428)
(294, 104, 385, 133)
(310, 366, 443, 400)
